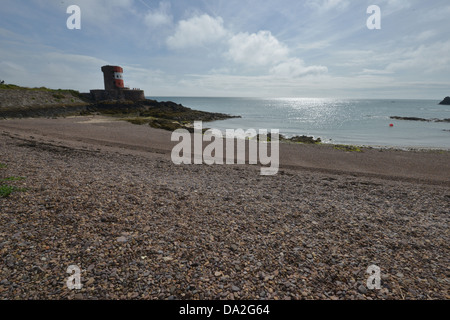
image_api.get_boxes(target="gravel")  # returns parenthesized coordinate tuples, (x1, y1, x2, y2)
(0, 132, 449, 300)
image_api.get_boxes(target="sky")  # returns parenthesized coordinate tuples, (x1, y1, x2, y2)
(0, 0, 449, 98)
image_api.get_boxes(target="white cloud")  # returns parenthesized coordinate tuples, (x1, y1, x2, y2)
(386, 41, 450, 73)
(383, 0, 411, 11)
(306, 0, 349, 12)
(270, 58, 328, 78)
(227, 31, 289, 67)
(420, 5, 450, 22)
(406, 30, 437, 42)
(144, 1, 173, 28)
(166, 14, 228, 49)
(360, 69, 394, 75)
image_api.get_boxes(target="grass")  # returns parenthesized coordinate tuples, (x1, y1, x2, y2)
(0, 163, 27, 198)
(334, 145, 363, 152)
(2, 176, 25, 181)
(0, 185, 26, 198)
(0, 83, 83, 98)
(52, 93, 65, 100)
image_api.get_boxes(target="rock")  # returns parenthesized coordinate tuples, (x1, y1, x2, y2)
(282, 135, 321, 144)
(231, 285, 241, 292)
(86, 278, 95, 286)
(390, 116, 430, 122)
(358, 285, 368, 295)
(74, 293, 84, 300)
(116, 236, 127, 243)
(391, 116, 450, 123)
(439, 96, 450, 105)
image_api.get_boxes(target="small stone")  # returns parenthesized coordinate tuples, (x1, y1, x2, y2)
(214, 271, 222, 277)
(358, 285, 368, 295)
(162, 257, 173, 262)
(306, 254, 313, 259)
(231, 285, 240, 292)
(74, 293, 84, 300)
(168, 296, 176, 300)
(396, 272, 404, 278)
(116, 236, 127, 243)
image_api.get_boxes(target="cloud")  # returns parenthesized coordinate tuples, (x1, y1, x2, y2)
(420, 5, 450, 22)
(386, 41, 450, 73)
(270, 58, 328, 78)
(383, 0, 411, 11)
(166, 14, 228, 49)
(226, 30, 327, 77)
(306, 0, 349, 12)
(144, 1, 173, 29)
(359, 69, 394, 75)
(227, 31, 289, 67)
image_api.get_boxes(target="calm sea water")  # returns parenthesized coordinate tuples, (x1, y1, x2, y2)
(149, 97, 450, 149)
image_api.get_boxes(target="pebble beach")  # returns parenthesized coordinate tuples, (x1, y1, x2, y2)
(0, 116, 449, 300)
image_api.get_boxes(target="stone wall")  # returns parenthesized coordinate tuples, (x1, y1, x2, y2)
(90, 89, 145, 102)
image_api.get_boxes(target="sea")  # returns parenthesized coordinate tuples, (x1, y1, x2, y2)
(149, 97, 450, 150)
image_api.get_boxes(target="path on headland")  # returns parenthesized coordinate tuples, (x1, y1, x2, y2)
(0, 116, 449, 186)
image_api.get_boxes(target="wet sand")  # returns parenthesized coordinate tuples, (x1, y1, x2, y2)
(0, 116, 449, 185)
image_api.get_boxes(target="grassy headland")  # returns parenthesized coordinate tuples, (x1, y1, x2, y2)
(0, 83, 239, 130)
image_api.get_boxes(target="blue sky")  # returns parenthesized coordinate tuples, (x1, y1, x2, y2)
(0, 0, 449, 98)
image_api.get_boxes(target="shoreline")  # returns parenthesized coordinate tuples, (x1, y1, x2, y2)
(1, 115, 449, 185)
(2, 113, 450, 152)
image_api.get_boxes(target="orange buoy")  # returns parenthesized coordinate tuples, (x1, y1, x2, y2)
(389, 124, 394, 127)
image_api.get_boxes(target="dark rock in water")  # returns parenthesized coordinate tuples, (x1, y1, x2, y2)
(256, 133, 321, 144)
(390, 116, 430, 122)
(285, 135, 322, 144)
(390, 116, 450, 123)
(439, 97, 450, 105)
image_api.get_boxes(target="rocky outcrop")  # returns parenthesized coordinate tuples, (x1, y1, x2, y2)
(439, 97, 450, 105)
(390, 116, 450, 123)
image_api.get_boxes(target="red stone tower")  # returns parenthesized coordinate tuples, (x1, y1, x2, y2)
(90, 65, 145, 101)
(101, 65, 125, 90)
